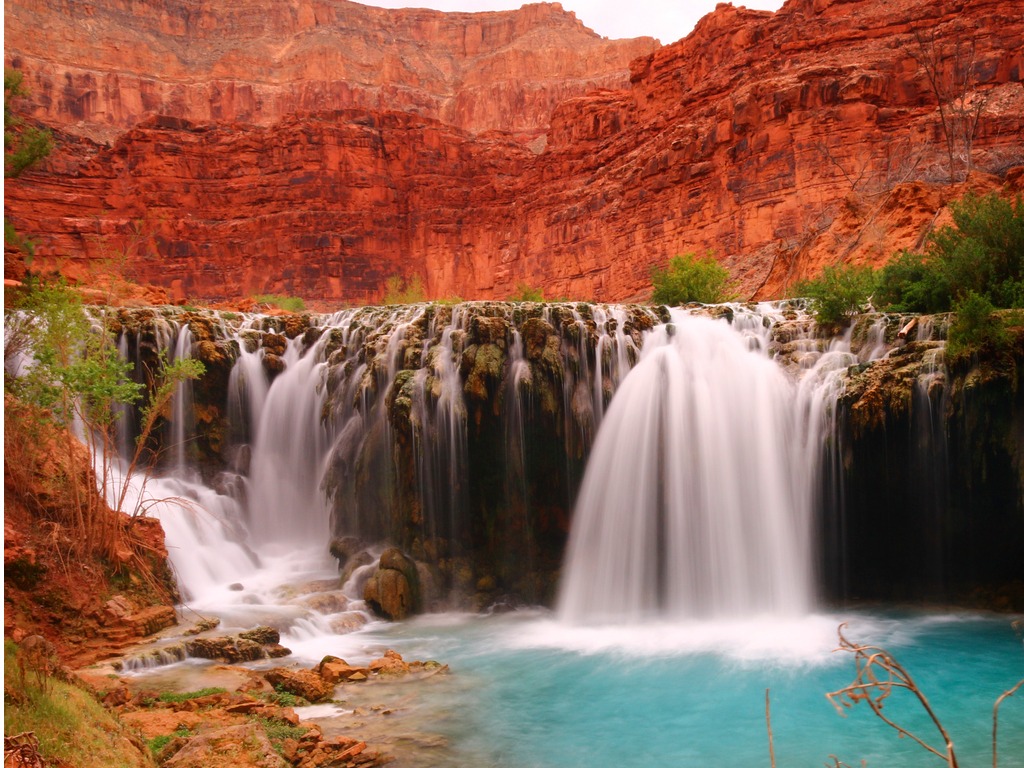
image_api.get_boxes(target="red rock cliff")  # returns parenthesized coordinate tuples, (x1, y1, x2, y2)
(4, 0, 654, 143)
(4, 0, 1023, 303)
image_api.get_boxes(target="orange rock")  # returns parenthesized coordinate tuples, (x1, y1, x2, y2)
(3, 0, 1023, 303)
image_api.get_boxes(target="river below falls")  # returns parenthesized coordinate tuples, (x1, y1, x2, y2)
(124, 605, 1024, 767)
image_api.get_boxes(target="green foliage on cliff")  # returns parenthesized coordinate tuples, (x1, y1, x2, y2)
(650, 252, 737, 305)
(5, 68, 53, 265)
(4, 69, 53, 179)
(876, 192, 1024, 312)
(383, 274, 426, 304)
(945, 291, 1011, 362)
(253, 293, 306, 312)
(794, 263, 877, 327)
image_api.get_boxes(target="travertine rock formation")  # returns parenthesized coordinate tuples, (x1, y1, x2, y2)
(4, 0, 1023, 303)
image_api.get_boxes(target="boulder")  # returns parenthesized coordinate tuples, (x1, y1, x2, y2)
(363, 548, 422, 621)
(263, 667, 333, 703)
(368, 650, 410, 677)
(318, 659, 372, 685)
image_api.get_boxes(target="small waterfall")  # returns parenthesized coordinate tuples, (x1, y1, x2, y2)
(558, 309, 822, 623)
(169, 325, 196, 473)
(246, 330, 335, 550)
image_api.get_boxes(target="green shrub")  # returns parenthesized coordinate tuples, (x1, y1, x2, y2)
(650, 252, 737, 305)
(874, 249, 949, 313)
(5, 69, 53, 180)
(794, 263, 877, 327)
(946, 291, 1010, 361)
(508, 282, 545, 302)
(874, 192, 1024, 314)
(253, 294, 306, 312)
(932, 192, 1024, 307)
(383, 274, 426, 304)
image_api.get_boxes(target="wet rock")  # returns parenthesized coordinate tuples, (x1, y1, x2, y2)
(329, 536, 366, 567)
(183, 631, 290, 663)
(238, 626, 280, 645)
(318, 658, 372, 684)
(368, 649, 409, 677)
(263, 667, 334, 703)
(363, 548, 422, 621)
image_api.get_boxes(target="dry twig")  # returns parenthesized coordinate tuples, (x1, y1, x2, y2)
(827, 623, 959, 767)
(992, 678, 1024, 768)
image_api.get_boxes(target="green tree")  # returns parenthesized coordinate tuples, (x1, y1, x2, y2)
(4, 69, 53, 179)
(5, 68, 54, 266)
(874, 249, 950, 313)
(5, 278, 204, 561)
(650, 252, 737, 305)
(874, 192, 1024, 313)
(794, 263, 877, 327)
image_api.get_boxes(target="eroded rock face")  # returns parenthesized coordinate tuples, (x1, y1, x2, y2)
(3, 0, 654, 144)
(5, 0, 1023, 303)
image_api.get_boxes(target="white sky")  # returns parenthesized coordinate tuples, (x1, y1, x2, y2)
(358, 0, 786, 45)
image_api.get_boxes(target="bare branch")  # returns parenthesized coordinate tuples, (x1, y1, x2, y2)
(827, 623, 960, 767)
(993, 678, 1024, 768)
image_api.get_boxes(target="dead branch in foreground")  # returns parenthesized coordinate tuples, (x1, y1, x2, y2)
(993, 678, 1024, 768)
(827, 623, 959, 767)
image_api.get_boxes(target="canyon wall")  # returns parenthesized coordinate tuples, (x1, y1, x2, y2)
(4, 0, 1024, 303)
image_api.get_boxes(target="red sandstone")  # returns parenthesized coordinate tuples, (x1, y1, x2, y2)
(4, 0, 1023, 304)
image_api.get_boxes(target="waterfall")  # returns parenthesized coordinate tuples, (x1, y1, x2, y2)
(558, 309, 820, 623)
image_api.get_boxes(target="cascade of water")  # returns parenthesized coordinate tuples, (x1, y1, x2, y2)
(169, 324, 196, 473)
(246, 330, 335, 550)
(558, 307, 843, 623)
(411, 306, 469, 550)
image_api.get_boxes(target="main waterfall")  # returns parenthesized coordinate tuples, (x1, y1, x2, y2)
(100, 300, 912, 623)
(558, 310, 814, 623)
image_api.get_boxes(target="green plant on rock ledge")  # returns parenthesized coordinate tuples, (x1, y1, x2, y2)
(650, 251, 737, 306)
(794, 263, 876, 328)
(383, 274, 426, 304)
(253, 293, 306, 313)
(508, 282, 546, 302)
(945, 291, 1011, 363)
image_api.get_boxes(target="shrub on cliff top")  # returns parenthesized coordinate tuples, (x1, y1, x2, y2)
(876, 192, 1024, 313)
(383, 274, 426, 304)
(794, 263, 877, 328)
(650, 252, 737, 306)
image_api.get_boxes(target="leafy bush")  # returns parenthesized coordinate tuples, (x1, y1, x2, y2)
(946, 291, 1010, 361)
(253, 294, 306, 313)
(383, 274, 426, 304)
(794, 263, 876, 327)
(875, 192, 1024, 313)
(650, 252, 737, 305)
(932, 192, 1024, 307)
(508, 282, 545, 302)
(874, 249, 949, 313)
(5, 69, 53, 180)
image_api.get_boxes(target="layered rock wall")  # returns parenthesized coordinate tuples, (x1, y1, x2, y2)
(4, 0, 1024, 303)
(4, 0, 655, 142)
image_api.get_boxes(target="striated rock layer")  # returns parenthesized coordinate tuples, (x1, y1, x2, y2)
(4, 0, 1024, 303)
